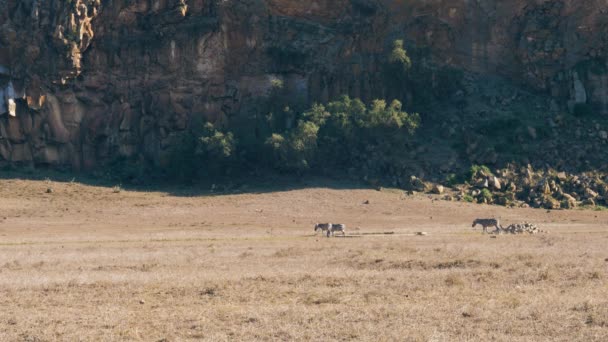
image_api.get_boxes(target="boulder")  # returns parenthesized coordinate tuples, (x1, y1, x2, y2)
(584, 188, 599, 199)
(7, 98, 16, 117)
(410, 176, 426, 192)
(583, 198, 596, 206)
(432, 184, 445, 195)
(542, 181, 551, 195)
(562, 193, 577, 209)
(542, 195, 561, 210)
(490, 176, 502, 190)
(476, 178, 489, 189)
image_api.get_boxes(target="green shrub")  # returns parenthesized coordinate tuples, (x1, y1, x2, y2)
(266, 121, 319, 172)
(468, 165, 493, 181)
(463, 194, 474, 203)
(388, 40, 412, 71)
(140, 95, 421, 182)
(198, 123, 236, 160)
(478, 189, 494, 203)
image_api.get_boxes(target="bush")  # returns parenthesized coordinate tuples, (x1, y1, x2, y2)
(388, 40, 412, 71)
(198, 123, 236, 160)
(478, 188, 494, 203)
(265, 121, 319, 172)
(468, 164, 493, 181)
(262, 95, 420, 176)
(143, 96, 421, 182)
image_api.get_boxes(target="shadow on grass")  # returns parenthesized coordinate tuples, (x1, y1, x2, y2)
(0, 167, 377, 198)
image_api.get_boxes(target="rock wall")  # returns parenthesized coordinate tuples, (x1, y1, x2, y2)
(0, 0, 607, 170)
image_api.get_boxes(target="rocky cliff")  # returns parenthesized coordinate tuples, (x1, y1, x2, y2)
(1, 0, 607, 171)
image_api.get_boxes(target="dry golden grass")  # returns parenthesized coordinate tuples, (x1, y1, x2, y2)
(0, 178, 607, 341)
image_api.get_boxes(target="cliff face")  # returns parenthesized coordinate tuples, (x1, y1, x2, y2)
(0, 0, 607, 170)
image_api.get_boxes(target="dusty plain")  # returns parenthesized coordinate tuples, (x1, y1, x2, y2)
(0, 176, 607, 341)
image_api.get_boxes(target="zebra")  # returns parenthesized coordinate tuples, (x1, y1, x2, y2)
(314, 223, 332, 236)
(328, 223, 346, 237)
(471, 218, 502, 234)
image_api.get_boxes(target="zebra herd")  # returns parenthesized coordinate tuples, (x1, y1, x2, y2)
(315, 218, 527, 237)
(314, 223, 346, 237)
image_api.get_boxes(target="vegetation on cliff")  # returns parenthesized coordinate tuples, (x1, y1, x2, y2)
(156, 95, 420, 181)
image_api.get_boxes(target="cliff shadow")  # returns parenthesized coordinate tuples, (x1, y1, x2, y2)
(0, 168, 376, 198)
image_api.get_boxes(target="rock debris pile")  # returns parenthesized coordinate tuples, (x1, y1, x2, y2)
(500, 222, 545, 235)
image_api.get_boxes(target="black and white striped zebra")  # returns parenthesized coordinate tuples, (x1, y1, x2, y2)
(471, 218, 502, 234)
(328, 223, 346, 237)
(314, 223, 332, 237)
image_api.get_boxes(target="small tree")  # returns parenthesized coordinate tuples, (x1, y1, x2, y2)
(198, 123, 236, 159)
(266, 121, 319, 172)
(388, 40, 412, 71)
(195, 123, 238, 175)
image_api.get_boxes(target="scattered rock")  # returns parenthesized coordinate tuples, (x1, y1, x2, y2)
(363, 200, 370, 204)
(542, 195, 561, 210)
(139, 300, 145, 304)
(584, 188, 599, 199)
(410, 176, 426, 192)
(561, 193, 577, 209)
(542, 181, 551, 195)
(415, 232, 428, 236)
(490, 176, 502, 190)
(46, 188, 53, 194)
(583, 198, 596, 206)
(502, 222, 543, 235)
(432, 185, 445, 195)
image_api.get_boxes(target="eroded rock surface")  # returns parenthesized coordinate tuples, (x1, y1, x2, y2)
(1, 0, 608, 170)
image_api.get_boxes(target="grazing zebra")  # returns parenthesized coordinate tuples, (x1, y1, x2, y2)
(471, 218, 502, 234)
(314, 223, 332, 236)
(328, 223, 346, 236)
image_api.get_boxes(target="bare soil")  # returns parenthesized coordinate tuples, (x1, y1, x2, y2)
(0, 177, 607, 341)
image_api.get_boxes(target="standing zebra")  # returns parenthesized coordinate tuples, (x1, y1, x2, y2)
(314, 223, 332, 237)
(471, 218, 502, 234)
(328, 223, 346, 237)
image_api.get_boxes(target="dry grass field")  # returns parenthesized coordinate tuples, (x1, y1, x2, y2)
(0, 177, 607, 341)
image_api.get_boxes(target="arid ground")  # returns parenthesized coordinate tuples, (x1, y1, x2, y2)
(0, 177, 607, 341)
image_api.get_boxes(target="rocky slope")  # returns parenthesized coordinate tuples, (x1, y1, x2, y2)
(1, 0, 608, 171)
